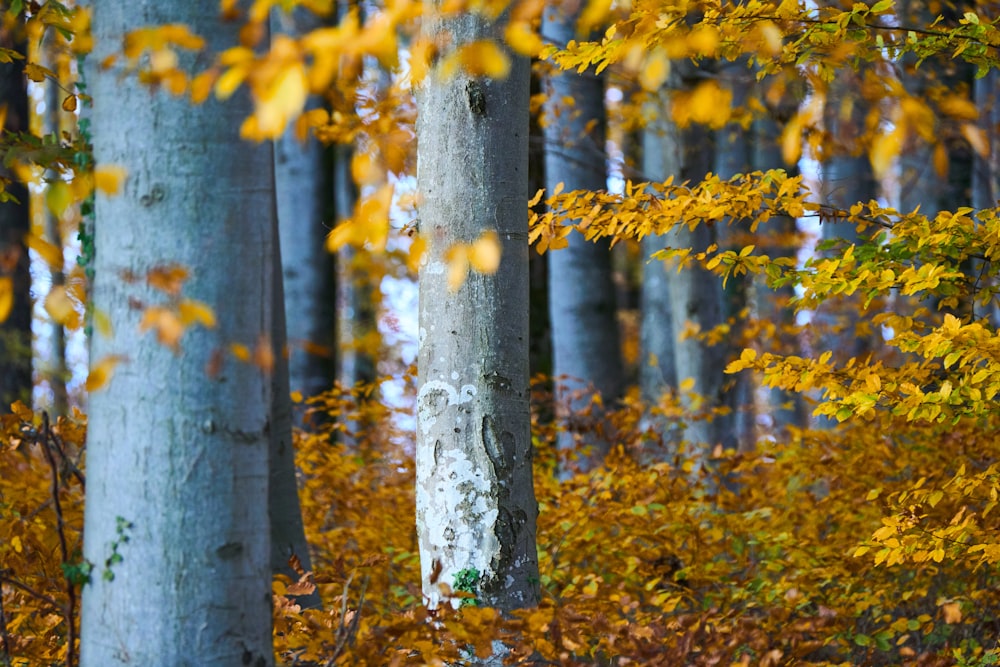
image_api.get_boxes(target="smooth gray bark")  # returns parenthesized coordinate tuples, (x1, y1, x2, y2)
(639, 91, 680, 409)
(642, 67, 733, 462)
(415, 9, 539, 612)
(81, 5, 274, 665)
(273, 9, 336, 400)
(817, 68, 879, 365)
(334, 139, 377, 392)
(714, 62, 754, 450)
(753, 112, 807, 434)
(0, 30, 31, 409)
(543, 5, 622, 473)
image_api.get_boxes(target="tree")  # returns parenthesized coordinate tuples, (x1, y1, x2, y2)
(80, 5, 277, 664)
(0, 25, 32, 410)
(273, 6, 337, 401)
(414, 6, 540, 611)
(543, 3, 623, 473)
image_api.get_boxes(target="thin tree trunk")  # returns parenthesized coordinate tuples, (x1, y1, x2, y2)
(0, 27, 32, 410)
(543, 5, 622, 475)
(415, 7, 539, 612)
(639, 88, 680, 408)
(714, 62, 755, 450)
(273, 8, 336, 401)
(42, 34, 69, 416)
(81, 5, 274, 664)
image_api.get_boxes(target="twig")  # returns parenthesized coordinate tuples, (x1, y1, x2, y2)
(38, 412, 77, 667)
(0, 574, 61, 610)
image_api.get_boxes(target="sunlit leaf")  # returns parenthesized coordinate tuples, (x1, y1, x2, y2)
(86, 355, 126, 392)
(468, 231, 501, 274)
(94, 165, 128, 195)
(0, 277, 12, 323)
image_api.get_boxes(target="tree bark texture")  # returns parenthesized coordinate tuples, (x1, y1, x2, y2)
(0, 27, 32, 409)
(81, 5, 274, 665)
(415, 8, 540, 612)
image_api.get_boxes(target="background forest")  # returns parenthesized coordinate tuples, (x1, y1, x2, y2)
(2, 0, 1000, 665)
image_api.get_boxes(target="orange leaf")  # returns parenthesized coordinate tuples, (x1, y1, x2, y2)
(86, 355, 126, 392)
(0, 277, 12, 323)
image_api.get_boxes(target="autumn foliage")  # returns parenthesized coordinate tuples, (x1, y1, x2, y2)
(5, 0, 1000, 665)
(3, 374, 1000, 665)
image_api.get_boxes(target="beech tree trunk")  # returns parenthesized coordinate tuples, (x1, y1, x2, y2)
(543, 5, 623, 473)
(81, 5, 275, 664)
(415, 8, 539, 612)
(816, 69, 878, 367)
(0, 28, 32, 410)
(273, 9, 336, 400)
(639, 92, 681, 409)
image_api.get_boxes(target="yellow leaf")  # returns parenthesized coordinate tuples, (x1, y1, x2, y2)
(938, 96, 978, 121)
(94, 165, 128, 195)
(577, 0, 612, 35)
(253, 62, 309, 139)
(469, 231, 501, 274)
(62, 94, 77, 112)
(446, 40, 510, 79)
(961, 123, 989, 157)
(351, 151, 381, 187)
(932, 143, 949, 178)
(0, 277, 12, 323)
(46, 181, 72, 218)
(190, 70, 217, 104)
(93, 308, 113, 337)
(505, 21, 543, 56)
(407, 235, 427, 274)
(146, 264, 189, 295)
(446, 246, 470, 292)
(86, 355, 126, 392)
(139, 306, 184, 349)
(290, 390, 303, 403)
(178, 299, 216, 328)
(25, 233, 62, 270)
(870, 127, 903, 179)
(941, 601, 962, 624)
(23, 62, 52, 82)
(230, 343, 251, 361)
(44, 286, 80, 329)
(11, 535, 21, 553)
(687, 25, 719, 56)
(215, 65, 249, 101)
(639, 50, 669, 92)
(679, 377, 696, 392)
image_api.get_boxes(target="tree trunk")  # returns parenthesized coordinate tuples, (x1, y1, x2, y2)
(753, 110, 807, 434)
(543, 5, 622, 474)
(714, 62, 755, 450)
(415, 8, 539, 612)
(0, 28, 32, 410)
(272, 9, 336, 401)
(639, 90, 681, 410)
(81, 5, 274, 665)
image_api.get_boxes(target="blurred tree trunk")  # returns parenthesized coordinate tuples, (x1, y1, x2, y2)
(0, 27, 32, 410)
(714, 61, 755, 450)
(544, 4, 622, 475)
(639, 87, 680, 421)
(272, 8, 336, 401)
(415, 7, 539, 612)
(41, 35, 69, 416)
(753, 87, 807, 435)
